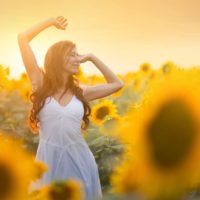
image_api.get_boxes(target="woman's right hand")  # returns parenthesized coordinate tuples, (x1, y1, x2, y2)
(52, 16, 68, 30)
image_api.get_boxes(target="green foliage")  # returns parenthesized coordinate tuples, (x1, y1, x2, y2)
(0, 90, 38, 152)
(85, 128, 125, 193)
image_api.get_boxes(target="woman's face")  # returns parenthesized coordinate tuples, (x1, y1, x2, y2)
(63, 46, 80, 75)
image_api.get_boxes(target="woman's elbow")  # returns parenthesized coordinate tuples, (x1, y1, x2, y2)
(117, 80, 125, 89)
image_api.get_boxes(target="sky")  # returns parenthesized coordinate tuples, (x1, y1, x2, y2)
(0, 0, 200, 79)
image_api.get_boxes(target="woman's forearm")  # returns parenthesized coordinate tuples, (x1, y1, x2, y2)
(18, 18, 54, 42)
(89, 55, 124, 86)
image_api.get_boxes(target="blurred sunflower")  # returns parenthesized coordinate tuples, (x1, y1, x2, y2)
(161, 61, 177, 75)
(48, 180, 84, 200)
(111, 73, 200, 200)
(0, 135, 37, 200)
(91, 100, 119, 126)
(30, 179, 84, 200)
(139, 62, 152, 74)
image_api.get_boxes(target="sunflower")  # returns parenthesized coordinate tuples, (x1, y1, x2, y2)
(139, 62, 152, 74)
(0, 135, 37, 200)
(91, 99, 119, 126)
(161, 61, 177, 75)
(31, 179, 84, 200)
(111, 72, 200, 199)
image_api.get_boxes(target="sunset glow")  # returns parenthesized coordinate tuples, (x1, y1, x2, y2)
(0, 0, 200, 78)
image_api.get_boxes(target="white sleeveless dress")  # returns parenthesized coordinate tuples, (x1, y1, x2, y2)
(30, 95, 102, 200)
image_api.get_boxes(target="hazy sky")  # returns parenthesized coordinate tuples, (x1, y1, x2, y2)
(0, 0, 200, 78)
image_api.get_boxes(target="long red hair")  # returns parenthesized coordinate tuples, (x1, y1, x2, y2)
(29, 40, 91, 134)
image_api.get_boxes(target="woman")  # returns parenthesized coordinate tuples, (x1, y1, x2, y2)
(18, 16, 124, 200)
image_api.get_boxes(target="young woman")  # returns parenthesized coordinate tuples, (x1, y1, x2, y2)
(18, 16, 124, 200)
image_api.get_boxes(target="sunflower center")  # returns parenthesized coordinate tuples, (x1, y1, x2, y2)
(49, 182, 73, 200)
(142, 66, 149, 71)
(147, 99, 197, 169)
(0, 163, 15, 198)
(96, 106, 109, 120)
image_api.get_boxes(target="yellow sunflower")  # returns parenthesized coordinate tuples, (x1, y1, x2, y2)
(139, 62, 152, 74)
(161, 61, 178, 75)
(31, 179, 84, 200)
(91, 99, 119, 126)
(0, 135, 37, 200)
(111, 72, 200, 199)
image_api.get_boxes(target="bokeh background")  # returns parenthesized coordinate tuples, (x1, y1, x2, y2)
(0, 0, 200, 199)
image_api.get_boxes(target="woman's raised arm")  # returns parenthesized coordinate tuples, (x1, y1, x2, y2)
(17, 16, 68, 91)
(79, 54, 125, 101)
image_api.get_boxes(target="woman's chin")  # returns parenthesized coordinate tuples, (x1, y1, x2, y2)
(72, 69, 79, 75)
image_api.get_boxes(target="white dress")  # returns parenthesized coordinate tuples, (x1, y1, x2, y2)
(30, 94, 102, 200)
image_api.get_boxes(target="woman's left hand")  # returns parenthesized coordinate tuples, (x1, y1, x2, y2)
(79, 54, 94, 63)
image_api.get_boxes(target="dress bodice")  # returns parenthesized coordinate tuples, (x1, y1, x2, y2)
(37, 95, 85, 146)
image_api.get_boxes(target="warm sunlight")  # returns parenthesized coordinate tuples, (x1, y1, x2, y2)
(1, 0, 200, 79)
(0, 1, 200, 199)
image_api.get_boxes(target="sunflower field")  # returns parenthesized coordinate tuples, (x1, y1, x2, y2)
(0, 62, 200, 200)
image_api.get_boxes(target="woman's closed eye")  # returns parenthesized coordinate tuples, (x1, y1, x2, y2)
(70, 53, 79, 57)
